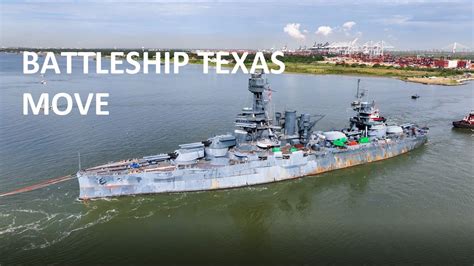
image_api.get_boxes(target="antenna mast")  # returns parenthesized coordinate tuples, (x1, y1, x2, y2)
(78, 152, 82, 171)
(356, 79, 361, 98)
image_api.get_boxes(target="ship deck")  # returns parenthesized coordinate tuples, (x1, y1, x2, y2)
(82, 136, 418, 176)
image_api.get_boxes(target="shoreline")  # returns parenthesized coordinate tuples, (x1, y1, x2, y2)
(277, 62, 473, 86)
(404, 76, 474, 86)
(188, 59, 473, 86)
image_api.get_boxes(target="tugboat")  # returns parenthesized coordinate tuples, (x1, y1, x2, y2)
(77, 74, 428, 199)
(452, 111, 474, 129)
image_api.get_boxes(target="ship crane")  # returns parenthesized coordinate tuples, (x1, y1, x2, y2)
(441, 42, 471, 54)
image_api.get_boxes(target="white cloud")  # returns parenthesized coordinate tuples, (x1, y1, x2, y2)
(315, 26, 332, 36)
(283, 23, 306, 40)
(342, 21, 356, 30)
(381, 15, 411, 25)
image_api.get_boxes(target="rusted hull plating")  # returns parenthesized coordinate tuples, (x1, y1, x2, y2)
(78, 136, 427, 199)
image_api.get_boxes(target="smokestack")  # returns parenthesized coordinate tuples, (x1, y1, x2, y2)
(284, 110, 297, 136)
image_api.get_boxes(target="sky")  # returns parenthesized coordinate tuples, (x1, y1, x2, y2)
(0, 0, 472, 50)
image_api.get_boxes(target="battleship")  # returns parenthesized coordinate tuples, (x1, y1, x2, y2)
(77, 74, 429, 199)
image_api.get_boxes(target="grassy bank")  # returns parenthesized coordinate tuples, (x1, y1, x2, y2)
(282, 62, 440, 77)
(189, 58, 472, 86)
(283, 62, 474, 85)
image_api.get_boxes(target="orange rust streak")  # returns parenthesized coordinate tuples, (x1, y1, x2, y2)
(105, 184, 122, 189)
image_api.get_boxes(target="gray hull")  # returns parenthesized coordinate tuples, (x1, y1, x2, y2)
(78, 136, 427, 199)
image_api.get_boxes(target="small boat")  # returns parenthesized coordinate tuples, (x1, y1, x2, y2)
(411, 94, 420, 99)
(369, 108, 386, 122)
(452, 111, 474, 129)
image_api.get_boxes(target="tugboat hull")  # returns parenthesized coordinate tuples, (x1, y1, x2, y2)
(78, 136, 427, 199)
(452, 121, 474, 129)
